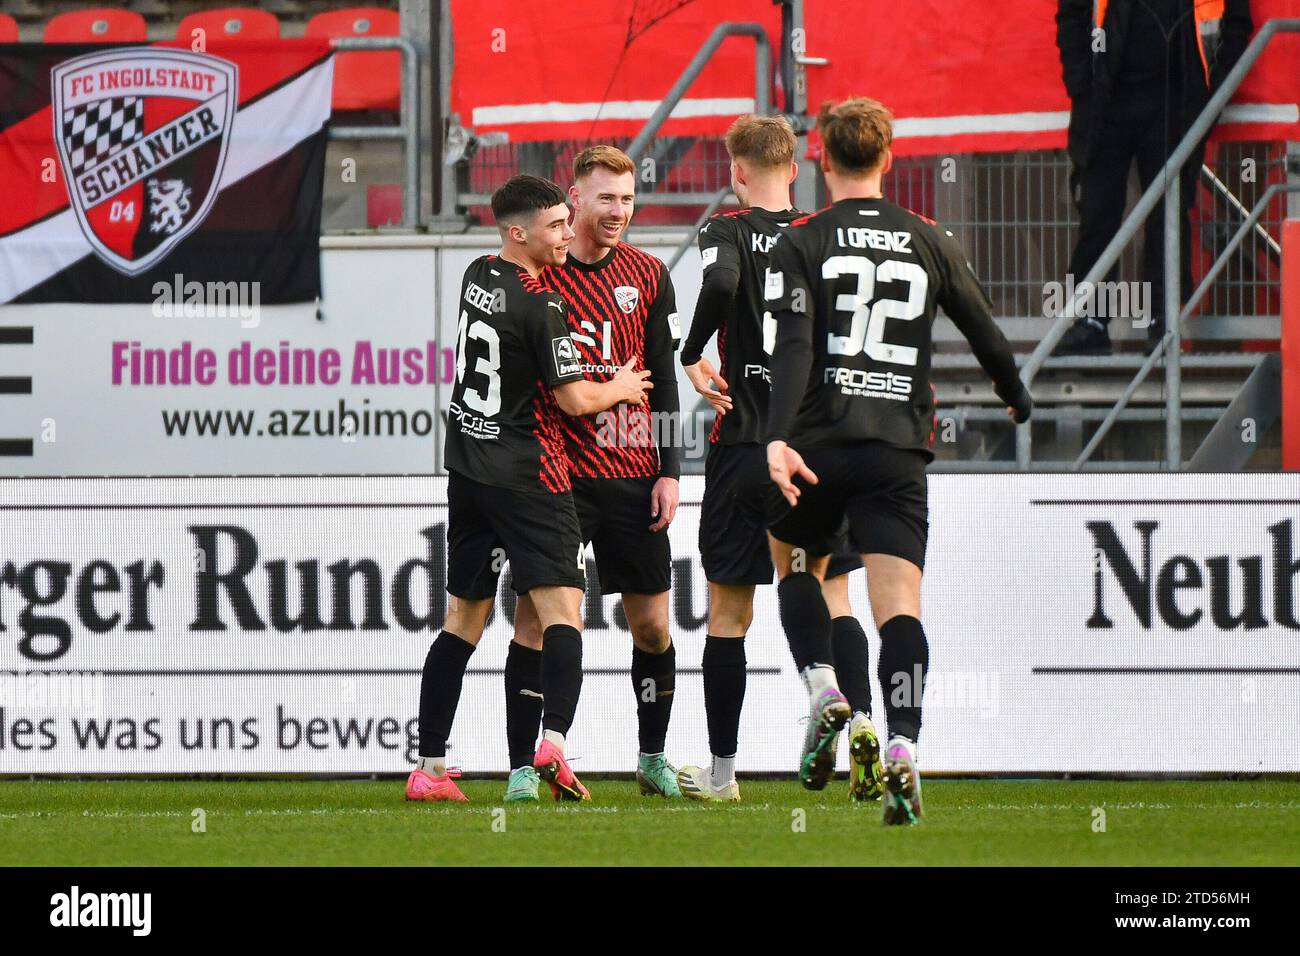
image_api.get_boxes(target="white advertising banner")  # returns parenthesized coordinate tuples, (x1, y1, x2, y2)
(0, 473, 1297, 774)
(0, 235, 709, 476)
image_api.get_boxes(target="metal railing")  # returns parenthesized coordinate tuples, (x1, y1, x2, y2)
(457, 136, 736, 211)
(326, 35, 420, 227)
(667, 186, 733, 271)
(625, 22, 770, 161)
(442, 20, 1290, 471)
(1073, 180, 1300, 468)
(1017, 18, 1300, 469)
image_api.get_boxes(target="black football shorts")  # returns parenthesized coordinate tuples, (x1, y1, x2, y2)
(702, 442, 860, 586)
(766, 441, 929, 571)
(572, 476, 672, 595)
(446, 470, 586, 598)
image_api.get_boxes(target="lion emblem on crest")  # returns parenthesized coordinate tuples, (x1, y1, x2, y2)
(147, 178, 193, 236)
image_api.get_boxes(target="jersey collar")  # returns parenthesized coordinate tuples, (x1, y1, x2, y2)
(563, 242, 620, 272)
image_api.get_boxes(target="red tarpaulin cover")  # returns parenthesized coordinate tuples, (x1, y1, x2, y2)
(451, 0, 1300, 153)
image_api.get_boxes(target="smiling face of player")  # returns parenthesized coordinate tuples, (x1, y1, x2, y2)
(507, 202, 574, 272)
(570, 166, 636, 254)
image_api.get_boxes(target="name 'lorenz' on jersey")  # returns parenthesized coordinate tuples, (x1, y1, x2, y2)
(834, 226, 913, 254)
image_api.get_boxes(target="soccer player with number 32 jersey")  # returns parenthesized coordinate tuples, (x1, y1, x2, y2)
(764, 99, 1033, 825)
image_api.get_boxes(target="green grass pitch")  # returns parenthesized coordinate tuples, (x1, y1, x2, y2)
(2, 778, 1298, 866)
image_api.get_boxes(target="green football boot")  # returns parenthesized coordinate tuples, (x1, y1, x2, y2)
(503, 765, 540, 803)
(800, 688, 851, 790)
(881, 737, 923, 826)
(848, 713, 884, 802)
(636, 753, 682, 798)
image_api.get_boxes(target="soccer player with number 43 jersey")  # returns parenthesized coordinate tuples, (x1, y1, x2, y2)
(405, 175, 651, 803)
(764, 99, 1033, 825)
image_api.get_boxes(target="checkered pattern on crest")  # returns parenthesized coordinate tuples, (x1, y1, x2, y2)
(61, 97, 145, 178)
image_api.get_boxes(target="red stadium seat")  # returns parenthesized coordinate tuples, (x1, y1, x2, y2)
(176, 8, 280, 44)
(366, 184, 403, 227)
(305, 7, 401, 111)
(43, 9, 147, 43)
(0, 13, 18, 42)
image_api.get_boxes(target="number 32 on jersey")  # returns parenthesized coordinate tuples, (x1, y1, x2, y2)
(762, 257, 928, 365)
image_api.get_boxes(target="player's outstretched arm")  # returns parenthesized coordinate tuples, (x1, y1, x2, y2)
(764, 305, 818, 505)
(646, 275, 682, 531)
(937, 233, 1034, 424)
(553, 358, 652, 417)
(679, 267, 736, 368)
(683, 357, 732, 415)
(681, 218, 740, 415)
(681, 215, 741, 364)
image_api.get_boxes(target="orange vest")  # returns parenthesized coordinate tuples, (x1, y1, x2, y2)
(1094, 0, 1225, 83)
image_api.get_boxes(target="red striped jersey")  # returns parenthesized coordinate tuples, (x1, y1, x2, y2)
(540, 241, 681, 480)
(444, 256, 584, 493)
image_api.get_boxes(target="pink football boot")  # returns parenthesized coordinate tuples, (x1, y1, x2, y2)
(405, 767, 469, 802)
(533, 739, 590, 801)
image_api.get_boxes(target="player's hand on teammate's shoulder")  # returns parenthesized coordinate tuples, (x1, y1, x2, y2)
(767, 440, 817, 507)
(612, 357, 654, 406)
(683, 358, 732, 415)
(648, 476, 679, 532)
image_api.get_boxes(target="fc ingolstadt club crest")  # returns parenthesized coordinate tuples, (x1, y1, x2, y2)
(52, 47, 238, 276)
(614, 285, 639, 314)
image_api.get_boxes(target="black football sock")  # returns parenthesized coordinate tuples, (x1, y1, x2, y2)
(702, 635, 746, 757)
(504, 641, 544, 768)
(540, 624, 583, 737)
(631, 643, 676, 755)
(831, 615, 872, 718)
(417, 631, 476, 758)
(877, 615, 929, 742)
(777, 572, 833, 672)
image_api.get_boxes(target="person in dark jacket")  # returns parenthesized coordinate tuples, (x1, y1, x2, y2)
(1053, 0, 1252, 356)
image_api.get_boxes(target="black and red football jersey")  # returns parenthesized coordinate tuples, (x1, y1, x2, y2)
(764, 197, 1026, 456)
(444, 255, 584, 493)
(682, 206, 802, 446)
(540, 241, 681, 480)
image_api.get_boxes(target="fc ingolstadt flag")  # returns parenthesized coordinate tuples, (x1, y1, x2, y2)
(0, 39, 333, 304)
